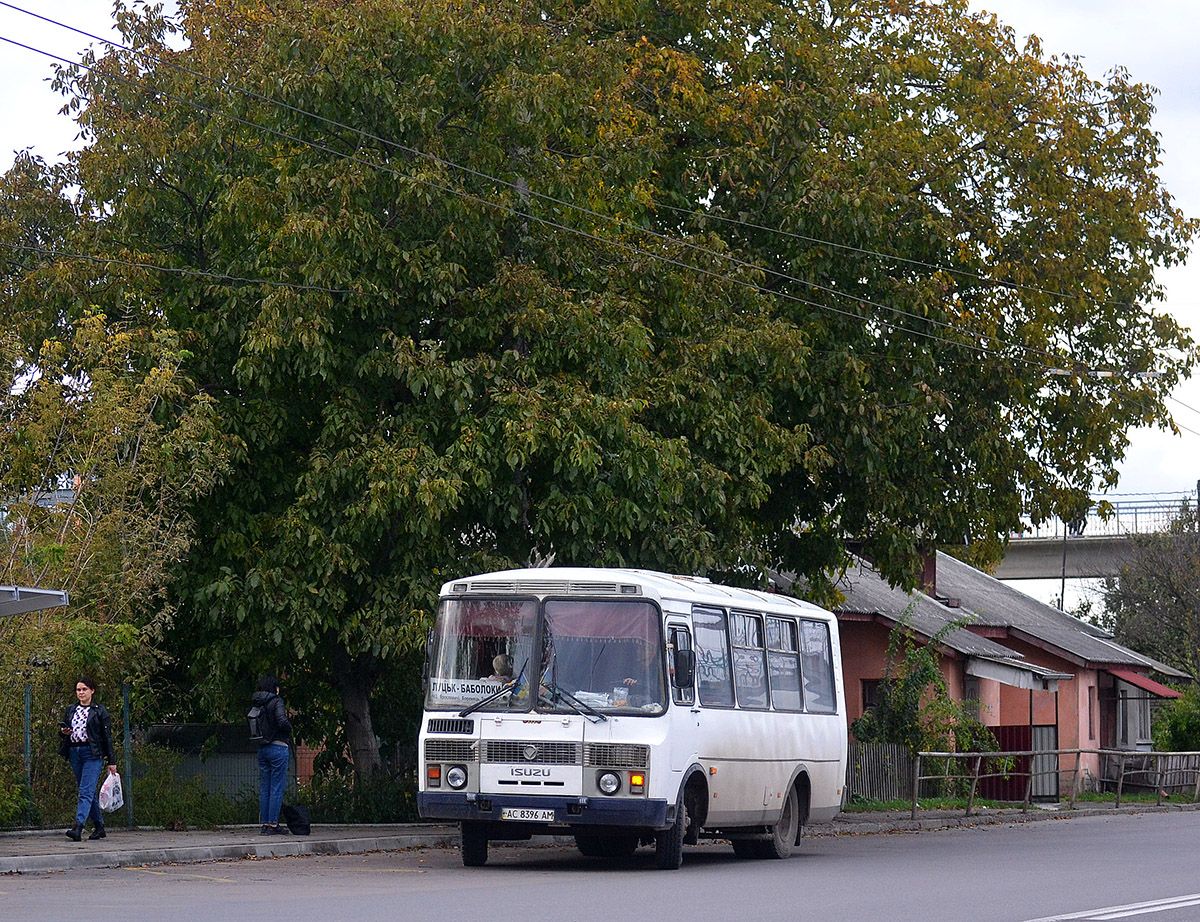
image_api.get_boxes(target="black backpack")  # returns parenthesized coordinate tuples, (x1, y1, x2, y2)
(247, 698, 274, 742)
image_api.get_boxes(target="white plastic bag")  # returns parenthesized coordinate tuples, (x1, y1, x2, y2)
(99, 772, 124, 812)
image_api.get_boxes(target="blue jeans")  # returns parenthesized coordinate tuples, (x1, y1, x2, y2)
(258, 743, 289, 824)
(67, 746, 105, 828)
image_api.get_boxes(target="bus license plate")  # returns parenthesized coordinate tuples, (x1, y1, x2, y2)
(501, 808, 555, 822)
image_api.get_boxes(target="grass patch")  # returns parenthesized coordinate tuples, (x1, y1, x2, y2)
(844, 795, 1009, 812)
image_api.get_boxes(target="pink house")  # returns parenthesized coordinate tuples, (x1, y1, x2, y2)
(834, 552, 1187, 795)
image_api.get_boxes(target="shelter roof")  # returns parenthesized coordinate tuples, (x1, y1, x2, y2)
(0, 585, 69, 619)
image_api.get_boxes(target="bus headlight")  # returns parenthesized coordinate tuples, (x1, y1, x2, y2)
(597, 771, 621, 795)
(445, 765, 469, 790)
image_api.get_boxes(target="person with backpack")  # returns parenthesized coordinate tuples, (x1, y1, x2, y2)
(250, 674, 292, 835)
(58, 676, 119, 841)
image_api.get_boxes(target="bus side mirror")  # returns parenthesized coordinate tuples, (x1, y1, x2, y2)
(672, 648, 695, 689)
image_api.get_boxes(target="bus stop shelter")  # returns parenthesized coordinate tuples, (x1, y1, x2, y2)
(0, 585, 69, 618)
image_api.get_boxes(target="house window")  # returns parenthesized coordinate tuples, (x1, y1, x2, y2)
(1088, 685, 1096, 741)
(861, 679, 882, 712)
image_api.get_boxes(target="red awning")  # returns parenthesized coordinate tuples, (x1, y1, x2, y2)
(1108, 668, 1183, 699)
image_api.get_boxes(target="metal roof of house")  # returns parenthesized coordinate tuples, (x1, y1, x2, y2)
(834, 560, 1028, 660)
(833, 560, 1074, 690)
(0, 585, 69, 619)
(933, 552, 1189, 679)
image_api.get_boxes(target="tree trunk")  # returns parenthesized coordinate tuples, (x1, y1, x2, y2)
(331, 647, 383, 780)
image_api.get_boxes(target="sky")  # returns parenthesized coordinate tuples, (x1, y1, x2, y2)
(1, 0, 1198, 602)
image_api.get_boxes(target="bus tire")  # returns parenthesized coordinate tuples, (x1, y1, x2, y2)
(461, 821, 489, 867)
(655, 798, 686, 869)
(764, 785, 800, 859)
(732, 785, 801, 859)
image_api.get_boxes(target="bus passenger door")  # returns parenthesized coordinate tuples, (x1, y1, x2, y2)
(667, 623, 698, 775)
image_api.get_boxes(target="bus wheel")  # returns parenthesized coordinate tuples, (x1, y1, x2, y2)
(731, 786, 801, 860)
(655, 799, 686, 869)
(461, 821, 489, 867)
(764, 786, 800, 859)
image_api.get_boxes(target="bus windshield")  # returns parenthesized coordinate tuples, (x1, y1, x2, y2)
(541, 599, 666, 714)
(425, 597, 666, 715)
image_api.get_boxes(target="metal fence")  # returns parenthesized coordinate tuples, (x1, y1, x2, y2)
(3, 681, 294, 830)
(911, 748, 1200, 819)
(846, 742, 913, 802)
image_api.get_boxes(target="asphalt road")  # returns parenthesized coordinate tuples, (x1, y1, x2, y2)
(2, 811, 1197, 922)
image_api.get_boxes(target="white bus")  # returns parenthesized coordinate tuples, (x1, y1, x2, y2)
(417, 567, 847, 868)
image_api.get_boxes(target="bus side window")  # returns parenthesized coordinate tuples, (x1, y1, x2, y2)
(730, 611, 768, 709)
(692, 607, 734, 707)
(766, 617, 802, 711)
(668, 625, 695, 706)
(800, 619, 837, 713)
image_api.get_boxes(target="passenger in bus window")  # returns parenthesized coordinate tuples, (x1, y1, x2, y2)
(486, 654, 514, 682)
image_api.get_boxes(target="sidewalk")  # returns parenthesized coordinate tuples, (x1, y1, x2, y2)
(2, 802, 1196, 874)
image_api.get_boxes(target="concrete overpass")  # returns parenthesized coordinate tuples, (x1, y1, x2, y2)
(995, 496, 1191, 580)
(994, 534, 1131, 579)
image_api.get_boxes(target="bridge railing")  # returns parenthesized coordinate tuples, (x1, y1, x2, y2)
(1014, 497, 1195, 540)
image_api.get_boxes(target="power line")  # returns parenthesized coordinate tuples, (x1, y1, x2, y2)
(0, 9, 1186, 394)
(0, 239, 380, 294)
(652, 199, 1188, 319)
(0, 30, 1069, 374)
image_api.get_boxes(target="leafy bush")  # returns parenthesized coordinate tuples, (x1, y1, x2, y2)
(1153, 685, 1200, 752)
(297, 769, 419, 824)
(128, 744, 252, 829)
(850, 610, 998, 756)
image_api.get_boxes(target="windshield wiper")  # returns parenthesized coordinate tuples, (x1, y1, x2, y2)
(458, 658, 528, 718)
(541, 681, 607, 723)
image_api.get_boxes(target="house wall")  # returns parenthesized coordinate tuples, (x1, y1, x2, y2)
(838, 621, 892, 727)
(837, 619, 965, 734)
(983, 635, 1101, 783)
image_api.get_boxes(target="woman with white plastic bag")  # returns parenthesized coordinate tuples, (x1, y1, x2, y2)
(58, 676, 119, 841)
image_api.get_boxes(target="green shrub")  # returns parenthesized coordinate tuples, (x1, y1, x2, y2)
(1153, 685, 1200, 752)
(297, 769, 419, 824)
(129, 744, 252, 829)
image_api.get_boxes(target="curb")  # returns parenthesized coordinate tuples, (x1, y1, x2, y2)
(807, 800, 1200, 837)
(0, 829, 458, 874)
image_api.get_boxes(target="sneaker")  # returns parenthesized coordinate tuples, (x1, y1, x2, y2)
(88, 826, 106, 840)
(269, 824, 290, 835)
(260, 824, 273, 835)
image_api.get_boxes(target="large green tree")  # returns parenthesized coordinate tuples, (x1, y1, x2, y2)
(1100, 504, 1200, 679)
(21, 0, 1194, 772)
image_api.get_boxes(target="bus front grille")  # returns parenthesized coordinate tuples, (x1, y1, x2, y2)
(425, 740, 477, 762)
(483, 741, 582, 765)
(585, 743, 650, 769)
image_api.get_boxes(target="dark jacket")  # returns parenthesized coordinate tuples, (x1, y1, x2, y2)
(250, 690, 292, 746)
(59, 703, 117, 763)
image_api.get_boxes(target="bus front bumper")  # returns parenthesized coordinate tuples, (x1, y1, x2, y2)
(419, 792, 671, 830)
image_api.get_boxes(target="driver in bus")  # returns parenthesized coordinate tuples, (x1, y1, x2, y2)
(616, 641, 661, 707)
